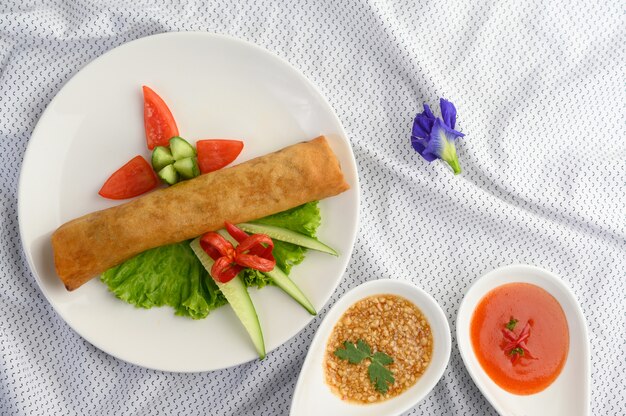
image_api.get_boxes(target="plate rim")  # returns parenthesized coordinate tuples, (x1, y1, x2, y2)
(17, 31, 361, 372)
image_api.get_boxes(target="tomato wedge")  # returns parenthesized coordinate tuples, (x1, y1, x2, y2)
(98, 155, 158, 200)
(143, 86, 179, 150)
(196, 139, 244, 174)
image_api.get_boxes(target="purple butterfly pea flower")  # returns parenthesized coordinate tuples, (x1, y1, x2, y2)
(411, 98, 465, 174)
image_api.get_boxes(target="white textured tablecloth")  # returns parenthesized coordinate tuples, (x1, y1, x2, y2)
(1, 1, 624, 415)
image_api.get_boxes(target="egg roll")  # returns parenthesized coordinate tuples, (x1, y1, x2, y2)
(52, 136, 349, 291)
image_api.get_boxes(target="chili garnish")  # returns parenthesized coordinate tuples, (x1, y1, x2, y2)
(200, 222, 275, 283)
(501, 319, 537, 363)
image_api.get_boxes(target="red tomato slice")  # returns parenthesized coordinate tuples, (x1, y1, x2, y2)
(143, 86, 179, 150)
(196, 139, 244, 173)
(98, 156, 158, 200)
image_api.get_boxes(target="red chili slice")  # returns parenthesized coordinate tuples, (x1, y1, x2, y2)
(235, 253, 275, 272)
(235, 234, 275, 272)
(224, 222, 275, 261)
(199, 226, 276, 283)
(236, 234, 274, 255)
(201, 232, 235, 259)
(503, 341, 521, 351)
(257, 245, 275, 263)
(519, 341, 536, 359)
(225, 222, 249, 244)
(518, 322, 531, 339)
(502, 320, 536, 361)
(200, 242, 221, 262)
(501, 328, 517, 342)
(211, 256, 243, 283)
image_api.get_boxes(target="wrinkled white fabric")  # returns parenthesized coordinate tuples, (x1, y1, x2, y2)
(0, 1, 624, 415)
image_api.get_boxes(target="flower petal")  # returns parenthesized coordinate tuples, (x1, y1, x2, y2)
(440, 98, 457, 130)
(411, 136, 438, 162)
(425, 119, 463, 174)
(439, 117, 465, 139)
(421, 151, 439, 162)
(423, 120, 446, 157)
(411, 103, 437, 139)
(423, 103, 435, 119)
(412, 117, 433, 139)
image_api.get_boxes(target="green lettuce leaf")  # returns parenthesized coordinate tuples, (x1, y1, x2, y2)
(241, 268, 271, 288)
(252, 201, 320, 237)
(101, 202, 320, 318)
(101, 241, 226, 319)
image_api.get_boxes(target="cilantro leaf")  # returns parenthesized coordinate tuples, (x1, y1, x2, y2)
(368, 361, 395, 395)
(334, 340, 370, 364)
(334, 339, 395, 394)
(357, 339, 371, 356)
(505, 318, 518, 331)
(372, 351, 394, 366)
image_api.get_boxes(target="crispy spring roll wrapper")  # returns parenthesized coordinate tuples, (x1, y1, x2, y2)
(52, 136, 349, 291)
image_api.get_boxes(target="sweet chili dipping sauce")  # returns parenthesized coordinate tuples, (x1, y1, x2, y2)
(470, 283, 569, 395)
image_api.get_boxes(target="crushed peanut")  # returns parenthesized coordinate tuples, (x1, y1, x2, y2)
(324, 294, 433, 404)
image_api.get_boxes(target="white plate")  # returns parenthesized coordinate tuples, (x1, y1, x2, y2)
(456, 264, 590, 416)
(18, 32, 359, 372)
(291, 279, 452, 416)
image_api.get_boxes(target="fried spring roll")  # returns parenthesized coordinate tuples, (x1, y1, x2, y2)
(52, 136, 349, 290)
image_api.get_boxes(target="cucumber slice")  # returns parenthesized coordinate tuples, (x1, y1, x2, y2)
(173, 157, 200, 179)
(157, 164, 179, 185)
(218, 230, 317, 315)
(190, 238, 266, 359)
(236, 223, 338, 256)
(151, 146, 174, 171)
(265, 266, 317, 315)
(169, 136, 196, 160)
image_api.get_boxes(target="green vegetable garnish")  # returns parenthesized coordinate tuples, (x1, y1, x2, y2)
(152, 146, 175, 172)
(101, 241, 225, 319)
(509, 347, 525, 356)
(152, 137, 200, 184)
(252, 201, 321, 237)
(169, 136, 196, 160)
(250, 201, 320, 274)
(101, 202, 320, 318)
(334, 339, 395, 395)
(506, 318, 518, 331)
(334, 339, 371, 363)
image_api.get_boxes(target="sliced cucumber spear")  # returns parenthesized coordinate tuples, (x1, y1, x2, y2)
(218, 230, 317, 315)
(169, 136, 196, 160)
(190, 238, 266, 359)
(157, 164, 179, 185)
(236, 223, 338, 256)
(265, 266, 316, 315)
(151, 146, 174, 171)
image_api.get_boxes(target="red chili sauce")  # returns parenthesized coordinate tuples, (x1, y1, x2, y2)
(470, 283, 569, 395)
